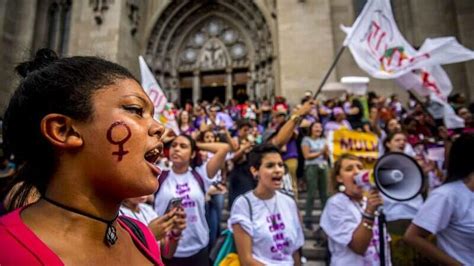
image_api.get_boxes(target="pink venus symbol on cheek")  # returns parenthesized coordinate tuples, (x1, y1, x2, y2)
(106, 121, 132, 161)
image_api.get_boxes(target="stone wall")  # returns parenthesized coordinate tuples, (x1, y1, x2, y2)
(393, 0, 474, 101)
(68, 1, 121, 60)
(68, 0, 146, 78)
(453, 0, 474, 101)
(275, 0, 336, 105)
(116, 0, 143, 78)
(1, 0, 473, 115)
(0, 0, 37, 114)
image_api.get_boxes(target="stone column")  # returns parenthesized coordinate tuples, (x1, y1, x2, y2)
(258, 67, 267, 100)
(267, 75, 274, 100)
(248, 65, 257, 100)
(247, 81, 255, 101)
(226, 68, 233, 102)
(266, 63, 274, 99)
(51, 6, 63, 52)
(0, 0, 38, 114)
(0, 0, 7, 40)
(193, 70, 201, 103)
(169, 76, 179, 103)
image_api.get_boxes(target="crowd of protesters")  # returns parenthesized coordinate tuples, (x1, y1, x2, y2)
(0, 49, 473, 265)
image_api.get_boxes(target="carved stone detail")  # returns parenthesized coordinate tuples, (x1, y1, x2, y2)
(89, 0, 114, 25)
(199, 38, 229, 70)
(126, 0, 140, 36)
(146, 0, 274, 100)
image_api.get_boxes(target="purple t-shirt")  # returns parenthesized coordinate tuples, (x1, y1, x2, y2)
(180, 125, 196, 136)
(282, 139, 298, 160)
(193, 116, 205, 129)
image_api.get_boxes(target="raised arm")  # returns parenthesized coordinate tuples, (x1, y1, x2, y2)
(232, 140, 252, 162)
(270, 100, 314, 149)
(196, 142, 231, 179)
(220, 129, 239, 151)
(161, 128, 176, 144)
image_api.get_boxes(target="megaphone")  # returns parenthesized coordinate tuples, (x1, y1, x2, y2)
(355, 152, 424, 201)
(354, 170, 374, 190)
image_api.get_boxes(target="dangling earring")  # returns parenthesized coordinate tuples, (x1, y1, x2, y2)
(338, 184, 346, 192)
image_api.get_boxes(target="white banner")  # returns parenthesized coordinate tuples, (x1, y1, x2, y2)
(139, 56, 167, 116)
(395, 66, 452, 100)
(342, 0, 472, 128)
(342, 0, 474, 80)
(139, 56, 180, 134)
(396, 66, 465, 129)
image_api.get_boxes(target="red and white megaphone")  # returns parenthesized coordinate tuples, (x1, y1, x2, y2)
(354, 170, 374, 190)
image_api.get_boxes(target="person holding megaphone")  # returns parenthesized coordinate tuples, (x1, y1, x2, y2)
(320, 154, 391, 266)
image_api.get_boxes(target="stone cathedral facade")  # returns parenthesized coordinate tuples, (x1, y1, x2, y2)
(0, 0, 473, 114)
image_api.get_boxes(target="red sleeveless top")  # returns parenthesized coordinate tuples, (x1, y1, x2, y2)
(0, 207, 164, 265)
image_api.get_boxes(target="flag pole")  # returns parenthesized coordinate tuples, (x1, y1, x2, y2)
(407, 90, 437, 122)
(313, 45, 346, 100)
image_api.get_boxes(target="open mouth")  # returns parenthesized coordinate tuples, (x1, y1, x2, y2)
(272, 176, 283, 182)
(144, 145, 162, 164)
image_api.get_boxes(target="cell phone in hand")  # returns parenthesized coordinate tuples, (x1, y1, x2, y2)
(165, 197, 182, 213)
(212, 181, 224, 190)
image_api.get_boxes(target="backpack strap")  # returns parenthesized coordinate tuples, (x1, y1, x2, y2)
(154, 170, 170, 208)
(278, 190, 297, 204)
(155, 168, 205, 198)
(157, 170, 170, 193)
(190, 168, 206, 195)
(119, 216, 148, 248)
(242, 194, 253, 221)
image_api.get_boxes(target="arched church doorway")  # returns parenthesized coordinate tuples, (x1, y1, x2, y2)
(145, 0, 275, 106)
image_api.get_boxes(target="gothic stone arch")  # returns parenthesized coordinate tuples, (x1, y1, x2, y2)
(145, 0, 274, 105)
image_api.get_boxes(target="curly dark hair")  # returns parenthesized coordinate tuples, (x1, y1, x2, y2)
(248, 143, 281, 170)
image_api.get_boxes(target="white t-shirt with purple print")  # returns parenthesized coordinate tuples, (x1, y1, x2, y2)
(154, 163, 213, 257)
(228, 191, 304, 265)
(320, 193, 391, 266)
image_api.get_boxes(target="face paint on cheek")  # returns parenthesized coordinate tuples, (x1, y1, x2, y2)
(106, 121, 132, 161)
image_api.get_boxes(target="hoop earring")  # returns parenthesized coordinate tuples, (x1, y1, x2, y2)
(338, 184, 346, 192)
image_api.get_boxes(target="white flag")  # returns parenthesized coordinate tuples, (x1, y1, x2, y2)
(342, 0, 474, 79)
(430, 93, 465, 129)
(395, 66, 452, 100)
(139, 56, 167, 116)
(342, 0, 472, 128)
(139, 56, 180, 134)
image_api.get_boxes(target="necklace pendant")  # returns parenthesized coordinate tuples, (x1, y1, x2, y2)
(105, 224, 118, 246)
(271, 218, 278, 228)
